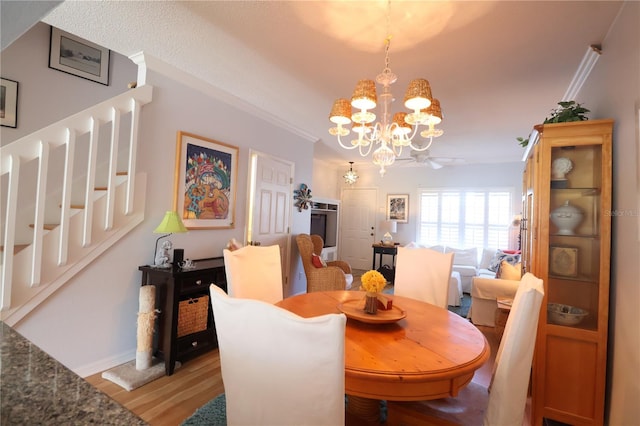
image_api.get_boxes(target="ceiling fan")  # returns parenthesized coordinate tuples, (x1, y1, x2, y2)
(395, 149, 465, 169)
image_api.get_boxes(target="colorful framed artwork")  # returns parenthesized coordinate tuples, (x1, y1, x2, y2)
(387, 194, 409, 223)
(174, 131, 239, 229)
(0, 78, 18, 128)
(549, 246, 578, 277)
(49, 27, 110, 85)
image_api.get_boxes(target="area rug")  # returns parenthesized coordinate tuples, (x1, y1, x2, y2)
(181, 393, 226, 426)
(101, 358, 180, 391)
(449, 293, 472, 319)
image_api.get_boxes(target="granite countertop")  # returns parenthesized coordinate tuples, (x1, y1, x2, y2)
(1, 322, 146, 425)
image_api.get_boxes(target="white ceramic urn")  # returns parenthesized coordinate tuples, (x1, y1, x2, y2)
(550, 200, 583, 235)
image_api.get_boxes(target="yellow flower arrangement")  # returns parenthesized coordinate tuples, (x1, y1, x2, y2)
(360, 270, 387, 293)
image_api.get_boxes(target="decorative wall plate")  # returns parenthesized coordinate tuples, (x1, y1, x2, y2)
(294, 184, 312, 212)
(549, 246, 578, 277)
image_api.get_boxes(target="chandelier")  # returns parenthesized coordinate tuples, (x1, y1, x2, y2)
(327, 5, 444, 176)
(343, 161, 358, 185)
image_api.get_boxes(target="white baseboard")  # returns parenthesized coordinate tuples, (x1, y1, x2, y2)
(73, 348, 136, 378)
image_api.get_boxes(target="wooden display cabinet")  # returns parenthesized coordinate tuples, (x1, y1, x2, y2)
(522, 119, 613, 425)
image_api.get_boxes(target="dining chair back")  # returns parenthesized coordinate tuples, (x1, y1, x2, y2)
(485, 272, 544, 424)
(394, 246, 454, 308)
(223, 244, 283, 304)
(386, 272, 544, 425)
(209, 284, 347, 425)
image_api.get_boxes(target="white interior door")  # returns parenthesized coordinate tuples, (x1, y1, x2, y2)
(246, 151, 293, 293)
(340, 188, 377, 270)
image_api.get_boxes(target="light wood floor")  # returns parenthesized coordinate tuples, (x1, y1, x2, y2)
(85, 325, 503, 426)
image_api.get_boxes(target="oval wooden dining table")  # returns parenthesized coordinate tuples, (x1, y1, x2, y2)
(276, 290, 490, 420)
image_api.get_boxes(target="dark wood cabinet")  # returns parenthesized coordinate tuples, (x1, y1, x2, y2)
(138, 257, 226, 375)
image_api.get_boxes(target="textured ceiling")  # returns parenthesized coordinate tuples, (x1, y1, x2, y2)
(31, 1, 625, 168)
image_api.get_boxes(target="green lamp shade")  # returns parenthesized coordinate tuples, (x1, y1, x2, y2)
(154, 211, 188, 234)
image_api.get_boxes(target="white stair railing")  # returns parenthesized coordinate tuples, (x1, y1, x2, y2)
(0, 85, 153, 321)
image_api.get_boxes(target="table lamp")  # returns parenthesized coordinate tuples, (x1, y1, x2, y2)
(380, 220, 397, 246)
(153, 211, 188, 268)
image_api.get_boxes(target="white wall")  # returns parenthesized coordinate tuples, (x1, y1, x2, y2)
(335, 162, 524, 245)
(3, 23, 313, 375)
(0, 22, 137, 145)
(579, 2, 639, 423)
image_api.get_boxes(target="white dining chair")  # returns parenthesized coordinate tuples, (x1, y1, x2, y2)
(394, 246, 454, 308)
(222, 244, 283, 304)
(209, 284, 347, 425)
(387, 272, 544, 425)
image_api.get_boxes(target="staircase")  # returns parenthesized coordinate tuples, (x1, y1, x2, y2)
(0, 85, 154, 325)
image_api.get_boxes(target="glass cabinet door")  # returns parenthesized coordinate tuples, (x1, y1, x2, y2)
(546, 144, 603, 331)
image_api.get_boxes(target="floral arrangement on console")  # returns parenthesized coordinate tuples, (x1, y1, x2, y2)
(360, 270, 391, 314)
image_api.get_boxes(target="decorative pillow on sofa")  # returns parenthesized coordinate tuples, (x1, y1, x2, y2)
(479, 248, 497, 270)
(311, 254, 327, 268)
(496, 260, 522, 280)
(488, 250, 521, 272)
(445, 247, 478, 267)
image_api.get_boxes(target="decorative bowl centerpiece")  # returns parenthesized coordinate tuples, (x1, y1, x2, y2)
(547, 303, 588, 326)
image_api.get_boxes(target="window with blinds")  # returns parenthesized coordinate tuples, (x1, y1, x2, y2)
(418, 189, 512, 248)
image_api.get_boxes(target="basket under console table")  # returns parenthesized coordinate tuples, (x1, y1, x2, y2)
(138, 257, 226, 376)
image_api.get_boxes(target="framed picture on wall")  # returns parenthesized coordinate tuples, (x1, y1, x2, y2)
(0, 78, 18, 128)
(49, 27, 110, 85)
(174, 131, 239, 229)
(387, 194, 409, 223)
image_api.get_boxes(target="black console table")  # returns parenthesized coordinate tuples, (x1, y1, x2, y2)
(372, 244, 399, 270)
(138, 257, 226, 375)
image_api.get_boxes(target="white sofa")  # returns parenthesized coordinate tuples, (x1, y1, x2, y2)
(470, 277, 520, 326)
(469, 250, 524, 326)
(428, 246, 499, 293)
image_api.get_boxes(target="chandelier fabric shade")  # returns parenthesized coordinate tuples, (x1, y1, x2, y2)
(327, 4, 445, 177)
(329, 98, 352, 125)
(351, 79, 378, 111)
(403, 78, 433, 111)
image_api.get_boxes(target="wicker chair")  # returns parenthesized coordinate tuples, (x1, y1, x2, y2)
(296, 234, 353, 292)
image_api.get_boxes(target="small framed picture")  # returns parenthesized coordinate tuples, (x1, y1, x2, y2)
(550, 246, 578, 277)
(174, 131, 239, 229)
(0, 78, 18, 128)
(49, 27, 110, 85)
(387, 194, 409, 223)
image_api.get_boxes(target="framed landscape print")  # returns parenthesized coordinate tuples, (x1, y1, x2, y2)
(387, 194, 409, 223)
(174, 131, 238, 229)
(0, 78, 18, 128)
(49, 27, 110, 85)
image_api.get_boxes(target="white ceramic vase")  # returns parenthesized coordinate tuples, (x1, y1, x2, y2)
(550, 200, 583, 235)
